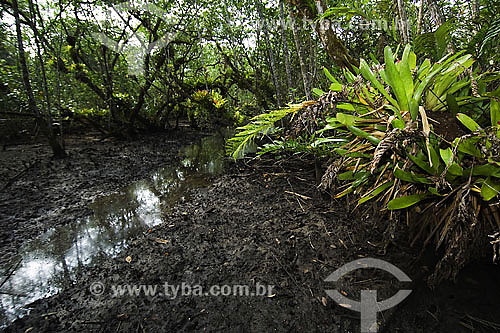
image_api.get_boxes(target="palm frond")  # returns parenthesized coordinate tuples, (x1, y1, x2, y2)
(479, 18, 500, 56)
(414, 20, 455, 60)
(225, 102, 307, 159)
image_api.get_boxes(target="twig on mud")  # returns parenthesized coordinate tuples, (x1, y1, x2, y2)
(0, 290, 27, 297)
(76, 320, 105, 325)
(339, 238, 348, 249)
(286, 178, 306, 212)
(40, 312, 58, 317)
(284, 190, 312, 200)
(1, 161, 38, 191)
(0, 258, 22, 290)
(271, 253, 308, 297)
(426, 310, 439, 323)
(461, 314, 500, 330)
(308, 234, 316, 250)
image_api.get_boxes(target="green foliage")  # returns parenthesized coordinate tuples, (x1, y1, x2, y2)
(187, 89, 242, 130)
(479, 18, 500, 57)
(228, 45, 500, 282)
(226, 103, 307, 159)
(414, 21, 455, 60)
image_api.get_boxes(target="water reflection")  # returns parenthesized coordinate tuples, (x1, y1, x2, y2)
(0, 133, 226, 326)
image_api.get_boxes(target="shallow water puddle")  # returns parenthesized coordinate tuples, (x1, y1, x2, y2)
(0, 134, 226, 327)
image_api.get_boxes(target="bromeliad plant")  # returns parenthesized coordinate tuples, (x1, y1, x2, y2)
(227, 45, 500, 284)
(187, 89, 241, 129)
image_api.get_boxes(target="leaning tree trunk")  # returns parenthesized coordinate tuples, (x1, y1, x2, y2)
(279, 0, 293, 100)
(290, 15, 311, 100)
(256, 0, 282, 107)
(12, 0, 66, 158)
(286, 0, 358, 70)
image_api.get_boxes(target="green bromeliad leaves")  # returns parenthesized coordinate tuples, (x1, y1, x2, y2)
(228, 43, 499, 217)
(440, 148, 454, 166)
(408, 153, 435, 174)
(481, 177, 500, 201)
(359, 46, 472, 123)
(359, 58, 399, 115)
(312, 88, 326, 97)
(453, 137, 483, 158)
(398, 46, 414, 103)
(387, 193, 428, 210)
(336, 113, 356, 126)
(384, 46, 409, 113)
(456, 113, 481, 132)
(394, 167, 433, 184)
(491, 99, 500, 138)
(467, 164, 500, 178)
(358, 181, 394, 205)
(346, 125, 381, 145)
(439, 148, 463, 176)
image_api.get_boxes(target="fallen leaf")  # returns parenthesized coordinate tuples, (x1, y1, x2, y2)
(125, 256, 132, 263)
(321, 297, 327, 307)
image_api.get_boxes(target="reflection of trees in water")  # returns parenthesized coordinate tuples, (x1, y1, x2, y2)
(1, 134, 228, 325)
(181, 135, 225, 175)
(11, 135, 226, 282)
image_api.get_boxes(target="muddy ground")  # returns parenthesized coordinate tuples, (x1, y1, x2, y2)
(2, 131, 500, 332)
(0, 129, 202, 269)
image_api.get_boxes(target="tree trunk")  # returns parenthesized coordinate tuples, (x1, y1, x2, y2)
(286, 0, 358, 70)
(471, 0, 480, 34)
(290, 15, 311, 100)
(426, 0, 454, 53)
(256, 1, 282, 106)
(472, 0, 480, 19)
(279, 0, 293, 100)
(307, 30, 317, 90)
(416, 0, 424, 35)
(426, 0, 444, 26)
(397, 0, 410, 44)
(28, 0, 66, 150)
(12, 0, 66, 158)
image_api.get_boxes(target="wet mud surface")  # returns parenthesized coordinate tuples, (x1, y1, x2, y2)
(0, 130, 202, 269)
(1, 131, 500, 332)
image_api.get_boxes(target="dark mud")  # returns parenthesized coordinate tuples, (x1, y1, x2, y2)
(1, 133, 500, 332)
(0, 129, 201, 269)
